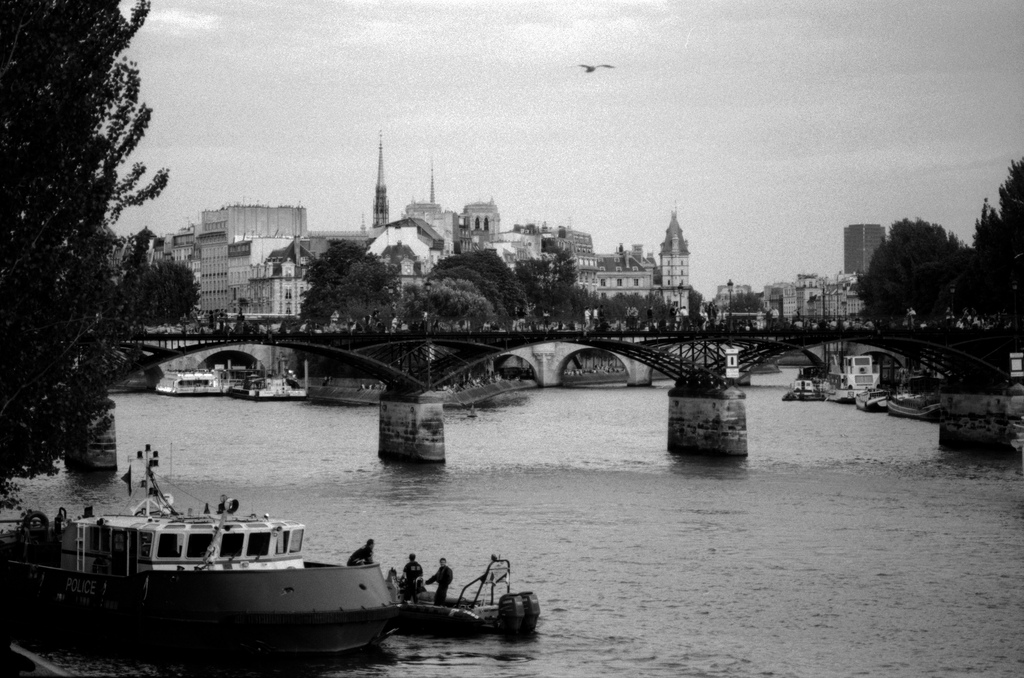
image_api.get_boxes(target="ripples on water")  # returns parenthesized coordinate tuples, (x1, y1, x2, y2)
(12, 369, 1024, 677)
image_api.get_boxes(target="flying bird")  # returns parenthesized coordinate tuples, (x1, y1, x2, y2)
(579, 64, 614, 73)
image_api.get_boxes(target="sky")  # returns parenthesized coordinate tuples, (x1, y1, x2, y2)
(116, 0, 1024, 297)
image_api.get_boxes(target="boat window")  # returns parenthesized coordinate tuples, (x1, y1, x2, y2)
(276, 530, 290, 554)
(247, 532, 271, 556)
(113, 531, 125, 553)
(290, 529, 303, 553)
(221, 533, 244, 558)
(100, 528, 110, 552)
(89, 527, 100, 551)
(157, 533, 182, 558)
(186, 533, 213, 558)
(140, 532, 153, 558)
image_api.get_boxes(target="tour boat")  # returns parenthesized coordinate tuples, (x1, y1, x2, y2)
(226, 374, 307, 401)
(827, 355, 879, 404)
(0, 445, 397, 654)
(855, 388, 890, 412)
(155, 370, 224, 396)
(384, 557, 540, 636)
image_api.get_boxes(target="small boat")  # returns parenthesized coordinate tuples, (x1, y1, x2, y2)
(782, 368, 830, 401)
(155, 369, 223, 396)
(227, 374, 307, 401)
(0, 444, 397, 654)
(855, 388, 889, 412)
(385, 557, 540, 636)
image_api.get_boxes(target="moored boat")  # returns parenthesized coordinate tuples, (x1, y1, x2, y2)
(782, 367, 830, 401)
(827, 355, 879, 404)
(227, 374, 307, 401)
(886, 374, 942, 422)
(155, 369, 224, 396)
(385, 557, 540, 636)
(0, 445, 397, 654)
(855, 388, 889, 412)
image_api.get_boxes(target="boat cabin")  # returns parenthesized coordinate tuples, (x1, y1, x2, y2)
(829, 355, 879, 391)
(62, 513, 306, 575)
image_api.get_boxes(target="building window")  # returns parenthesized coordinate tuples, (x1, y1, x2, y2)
(616, 279, 622, 287)
(600, 279, 606, 287)
(633, 279, 639, 287)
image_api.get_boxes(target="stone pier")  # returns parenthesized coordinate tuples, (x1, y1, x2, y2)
(939, 383, 1024, 449)
(379, 391, 446, 462)
(667, 382, 748, 457)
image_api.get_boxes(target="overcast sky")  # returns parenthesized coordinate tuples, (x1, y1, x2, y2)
(117, 0, 1024, 297)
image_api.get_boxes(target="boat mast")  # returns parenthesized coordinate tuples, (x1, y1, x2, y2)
(131, 445, 177, 517)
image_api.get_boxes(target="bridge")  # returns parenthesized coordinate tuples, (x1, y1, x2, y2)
(123, 327, 1021, 461)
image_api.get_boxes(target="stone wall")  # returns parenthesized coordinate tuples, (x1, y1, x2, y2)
(378, 392, 446, 462)
(939, 384, 1024, 450)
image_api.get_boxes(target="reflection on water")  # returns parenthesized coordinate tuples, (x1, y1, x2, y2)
(10, 371, 1024, 677)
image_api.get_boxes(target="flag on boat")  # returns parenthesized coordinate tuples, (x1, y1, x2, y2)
(121, 467, 131, 496)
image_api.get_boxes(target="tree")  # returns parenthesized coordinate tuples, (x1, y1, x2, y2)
(858, 219, 970, 318)
(431, 250, 525, 317)
(402, 278, 493, 327)
(0, 1, 168, 507)
(966, 158, 1024, 313)
(128, 261, 200, 324)
(301, 241, 399, 322)
(514, 250, 577, 319)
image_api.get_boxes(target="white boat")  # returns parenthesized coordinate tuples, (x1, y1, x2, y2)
(827, 355, 879, 404)
(0, 445, 397, 654)
(227, 374, 307, 401)
(155, 369, 223, 396)
(855, 388, 889, 412)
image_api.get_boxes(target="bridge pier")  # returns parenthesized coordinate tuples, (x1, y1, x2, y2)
(66, 397, 118, 470)
(667, 380, 748, 457)
(379, 391, 446, 463)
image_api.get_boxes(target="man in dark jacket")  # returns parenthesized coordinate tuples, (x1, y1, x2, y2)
(402, 553, 424, 602)
(425, 557, 454, 605)
(347, 539, 374, 566)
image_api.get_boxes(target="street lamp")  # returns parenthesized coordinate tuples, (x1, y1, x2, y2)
(949, 282, 956, 320)
(1012, 278, 1018, 333)
(727, 279, 734, 331)
(423, 279, 432, 334)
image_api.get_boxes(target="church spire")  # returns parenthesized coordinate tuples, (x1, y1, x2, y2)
(372, 133, 389, 228)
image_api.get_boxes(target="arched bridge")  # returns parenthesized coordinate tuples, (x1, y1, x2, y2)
(125, 327, 1018, 391)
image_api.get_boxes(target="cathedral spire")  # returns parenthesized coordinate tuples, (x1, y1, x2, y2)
(372, 133, 389, 228)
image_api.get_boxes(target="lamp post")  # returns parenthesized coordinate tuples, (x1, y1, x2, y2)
(949, 283, 956, 324)
(423, 279, 432, 334)
(1013, 278, 1018, 333)
(677, 282, 686, 330)
(727, 279, 734, 331)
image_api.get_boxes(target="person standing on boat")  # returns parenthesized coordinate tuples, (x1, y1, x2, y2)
(402, 553, 424, 602)
(425, 558, 454, 606)
(347, 539, 374, 566)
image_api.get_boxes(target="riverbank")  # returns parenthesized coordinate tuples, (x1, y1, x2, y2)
(307, 378, 538, 407)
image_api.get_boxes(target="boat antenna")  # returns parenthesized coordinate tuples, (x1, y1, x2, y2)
(131, 445, 179, 517)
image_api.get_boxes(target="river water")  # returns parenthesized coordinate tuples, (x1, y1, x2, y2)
(11, 369, 1023, 677)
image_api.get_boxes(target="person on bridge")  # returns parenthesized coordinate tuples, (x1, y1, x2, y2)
(425, 557, 454, 606)
(402, 553, 424, 602)
(347, 539, 375, 566)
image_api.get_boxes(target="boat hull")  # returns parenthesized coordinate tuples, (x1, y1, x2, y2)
(855, 391, 889, 412)
(7, 560, 397, 654)
(887, 397, 941, 421)
(226, 389, 307, 401)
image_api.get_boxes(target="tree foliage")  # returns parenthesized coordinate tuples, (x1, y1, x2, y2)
(301, 240, 399, 321)
(514, 250, 577, 318)
(402, 278, 493, 324)
(858, 218, 970, 317)
(967, 159, 1024, 314)
(125, 261, 200, 325)
(0, 0, 168, 507)
(430, 250, 525, 317)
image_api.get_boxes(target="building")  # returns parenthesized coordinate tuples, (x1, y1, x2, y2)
(459, 199, 501, 252)
(844, 223, 885, 274)
(372, 137, 389, 229)
(595, 244, 657, 300)
(659, 211, 691, 313)
(403, 167, 458, 258)
(196, 205, 307, 312)
(247, 238, 311, 316)
(367, 217, 445, 275)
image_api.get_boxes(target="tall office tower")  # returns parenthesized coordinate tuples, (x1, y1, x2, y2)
(844, 223, 885, 274)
